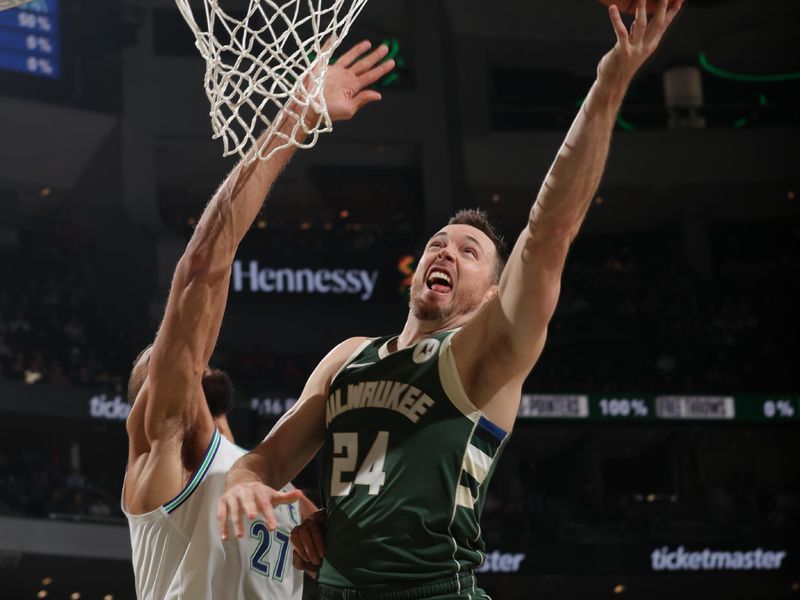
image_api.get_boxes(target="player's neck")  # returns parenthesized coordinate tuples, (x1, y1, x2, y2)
(214, 415, 235, 444)
(396, 312, 469, 351)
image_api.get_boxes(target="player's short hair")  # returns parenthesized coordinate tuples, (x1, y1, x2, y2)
(127, 346, 234, 418)
(448, 209, 508, 283)
(202, 368, 234, 417)
(127, 344, 153, 403)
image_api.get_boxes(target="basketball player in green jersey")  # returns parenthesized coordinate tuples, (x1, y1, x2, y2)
(218, 1, 683, 597)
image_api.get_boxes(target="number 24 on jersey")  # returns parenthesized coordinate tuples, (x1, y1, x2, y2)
(331, 431, 389, 497)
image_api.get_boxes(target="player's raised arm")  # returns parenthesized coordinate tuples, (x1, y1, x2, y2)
(458, 0, 683, 427)
(141, 42, 395, 439)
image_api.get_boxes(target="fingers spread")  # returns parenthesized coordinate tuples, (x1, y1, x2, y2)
(353, 43, 390, 76)
(256, 496, 277, 530)
(359, 59, 395, 88)
(217, 499, 230, 540)
(242, 494, 260, 521)
(354, 90, 382, 111)
(631, 0, 647, 42)
(272, 489, 305, 506)
(609, 5, 629, 45)
(654, 0, 669, 23)
(234, 496, 248, 539)
(665, 0, 683, 25)
(337, 40, 372, 68)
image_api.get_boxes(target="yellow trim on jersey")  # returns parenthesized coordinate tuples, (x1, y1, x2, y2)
(331, 337, 376, 385)
(438, 331, 481, 424)
(455, 484, 476, 509)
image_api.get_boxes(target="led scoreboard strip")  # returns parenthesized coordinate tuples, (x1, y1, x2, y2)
(0, 0, 60, 79)
(518, 394, 800, 424)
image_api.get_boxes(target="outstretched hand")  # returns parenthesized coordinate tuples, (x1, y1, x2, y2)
(599, 0, 683, 85)
(323, 40, 396, 122)
(217, 482, 304, 540)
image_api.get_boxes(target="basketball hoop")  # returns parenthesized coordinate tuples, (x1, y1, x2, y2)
(175, 0, 370, 163)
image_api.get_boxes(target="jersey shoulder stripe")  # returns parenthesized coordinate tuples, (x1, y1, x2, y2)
(331, 338, 376, 384)
(163, 429, 221, 514)
(438, 331, 482, 422)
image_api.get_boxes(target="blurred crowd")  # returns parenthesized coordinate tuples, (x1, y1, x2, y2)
(1, 220, 797, 396)
(0, 219, 133, 388)
(480, 427, 800, 549)
(0, 449, 118, 521)
(531, 223, 797, 393)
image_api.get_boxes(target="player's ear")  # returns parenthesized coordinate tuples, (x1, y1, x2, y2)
(483, 285, 499, 304)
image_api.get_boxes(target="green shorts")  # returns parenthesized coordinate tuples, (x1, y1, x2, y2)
(316, 572, 490, 600)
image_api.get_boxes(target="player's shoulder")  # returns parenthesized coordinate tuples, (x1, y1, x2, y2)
(312, 336, 373, 385)
(322, 336, 372, 367)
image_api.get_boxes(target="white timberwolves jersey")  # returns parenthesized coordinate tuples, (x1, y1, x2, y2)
(123, 429, 303, 600)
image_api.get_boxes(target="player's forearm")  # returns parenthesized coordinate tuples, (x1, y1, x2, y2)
(528, 72, 629, 255)
(182, 105, 311, 280)
(226, 449, 278, 489)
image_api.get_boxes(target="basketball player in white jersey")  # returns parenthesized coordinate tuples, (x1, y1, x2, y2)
(121, 40, 396, 600)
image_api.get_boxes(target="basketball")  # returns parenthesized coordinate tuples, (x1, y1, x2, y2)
(598, 0, 661, 14)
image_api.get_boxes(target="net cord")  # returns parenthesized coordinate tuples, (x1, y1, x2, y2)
(175, 0, 370, 163)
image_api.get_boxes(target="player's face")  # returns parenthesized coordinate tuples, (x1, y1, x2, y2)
(409, 224, 497, 322)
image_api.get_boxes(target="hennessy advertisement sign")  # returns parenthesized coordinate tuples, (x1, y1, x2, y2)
(232, 261, 380, 301)
(230, 236, 416, 305)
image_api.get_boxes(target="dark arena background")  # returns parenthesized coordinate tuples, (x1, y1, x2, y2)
(1, 0, 799, 598)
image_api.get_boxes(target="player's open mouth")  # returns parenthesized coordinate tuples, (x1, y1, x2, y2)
(426, 269, 453, 294)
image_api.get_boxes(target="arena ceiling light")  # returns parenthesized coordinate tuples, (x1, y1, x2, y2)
(699, 51, 800, 83)
(698, 18, 800, 83)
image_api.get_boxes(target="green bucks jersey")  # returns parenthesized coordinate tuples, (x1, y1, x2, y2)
(319, 329, 510, 589)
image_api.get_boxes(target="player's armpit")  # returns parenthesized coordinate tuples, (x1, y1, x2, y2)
(452, 228, 563, 430)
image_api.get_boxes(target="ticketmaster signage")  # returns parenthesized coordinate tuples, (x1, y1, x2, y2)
(232, 260, 380, 301)
(453, 544, 794, 575)
(89, 394, 130, 421)
(650, 546, 787, 572)
(476, 551, 526, 573)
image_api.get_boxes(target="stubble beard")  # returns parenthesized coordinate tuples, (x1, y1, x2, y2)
(410, 300, 449, 322)
(409, 278, 455, 322)
(408, 266, 494, 326)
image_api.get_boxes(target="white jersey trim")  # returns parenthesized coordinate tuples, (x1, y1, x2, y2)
(438, 331, 482, 424)
(164, 429, 221, 513)
(121, 428, 221, 520)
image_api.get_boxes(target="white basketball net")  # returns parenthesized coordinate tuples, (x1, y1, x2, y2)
(0, 0, 34, 11)
(175, 0, 370, 163)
